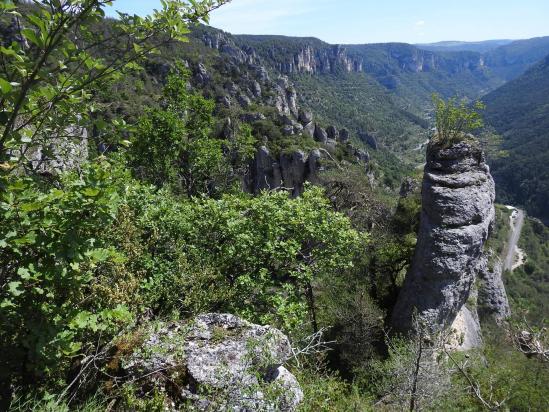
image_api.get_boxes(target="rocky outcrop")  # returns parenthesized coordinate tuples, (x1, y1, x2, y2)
(123, 313, 303, 411)
(313, 124, 328, 144)
(274, 77, 299, 117)
(268, 44, 363, 75)
(339, 128, 350, 143)
(326, 126, 339, 141)
(194, 63, 210, 85)
(354, 148, 370, 164)
(302, 123, 314, 138)
(298, 109, 313, 125)
(202, 31, 258, 66)
(392, 141, 495, 335)
(280, 151, 307, 197)
(29, 125, 89, 174)
(237, 93, 252, 108)
(239, 112, 267, 123)
(253, 146, 282, 192)
(360, 132, 379, 150)
(477, 255, 511, 322)
(399, 177, 419, 198)
(250, 147, 324, 196)
(349, 43, 486, 76)
(199, 30, 304, 120)
(307, 149, 323, 184)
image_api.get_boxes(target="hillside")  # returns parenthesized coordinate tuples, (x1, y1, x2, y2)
(417, 39, 514, 53)
(484, 36, 549, 80)
(483, 54, 549, 223)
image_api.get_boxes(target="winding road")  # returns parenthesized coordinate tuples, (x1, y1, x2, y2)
(503, 207, 525, 272)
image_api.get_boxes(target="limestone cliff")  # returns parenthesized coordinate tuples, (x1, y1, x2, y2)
(392, 141, 495, 335)
(270, 44, 363, 75)
(249, 146, 325, 197)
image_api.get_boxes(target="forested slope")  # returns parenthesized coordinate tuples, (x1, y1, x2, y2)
(483, 54, 549, 223)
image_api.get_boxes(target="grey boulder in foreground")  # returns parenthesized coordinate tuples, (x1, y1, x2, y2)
(123, 313, 303, 411)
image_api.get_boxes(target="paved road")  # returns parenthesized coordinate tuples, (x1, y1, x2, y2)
(503, 208, 525, 271)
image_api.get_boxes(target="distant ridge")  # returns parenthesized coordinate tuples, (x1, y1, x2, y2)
(417, 39, 514, 53)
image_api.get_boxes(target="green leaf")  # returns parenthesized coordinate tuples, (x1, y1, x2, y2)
(0, 2, 16, 11)
(20, 202, 43, 212)
(82, 187, 100, 197)
(17, 267, 31, 280)
(0, 299, 15, 309)
(62, 341, 82, 356)
(0, 46, 17, 57)
(0, 77, 12, 94)
(26, 14, 46, 33)
(85, 248, 111, 263)
(72, 311, 91, 329)
(8, 281, 23, 297)
(14, 232, 36, 246)
(21, 28, 40, 47)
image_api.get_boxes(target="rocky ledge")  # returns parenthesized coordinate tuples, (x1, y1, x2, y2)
(392, 141, 495, 336)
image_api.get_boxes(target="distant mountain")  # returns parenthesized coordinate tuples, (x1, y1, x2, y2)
(483, 54, 549, 223)
(417, 39, 513, 53)
(484, 36, 549, 80)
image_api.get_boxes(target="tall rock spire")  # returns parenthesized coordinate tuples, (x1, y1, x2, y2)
(392, 141, 495, 335)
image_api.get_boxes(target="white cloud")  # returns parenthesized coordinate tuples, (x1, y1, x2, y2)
(415, 20, 425, 27)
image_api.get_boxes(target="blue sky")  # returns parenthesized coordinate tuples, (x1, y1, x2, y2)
(105, 0, 549, 44)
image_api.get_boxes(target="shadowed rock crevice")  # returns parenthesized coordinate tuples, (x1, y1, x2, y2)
(392, 141, 496, 336)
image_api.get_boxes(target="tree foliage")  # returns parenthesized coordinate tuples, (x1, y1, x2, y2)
(0, 0, 228, 170)
(0, 160, 131, 388)
(431, 94, 485, 147)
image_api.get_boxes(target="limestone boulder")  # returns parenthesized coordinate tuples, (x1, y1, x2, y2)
(123, 314, 303, 411)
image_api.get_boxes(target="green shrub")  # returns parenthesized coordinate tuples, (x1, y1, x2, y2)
(431, 94, 485, 147)
(110, 184, 367, 333)
(296, 367, 373, 412)
(0, 160, 132, 391)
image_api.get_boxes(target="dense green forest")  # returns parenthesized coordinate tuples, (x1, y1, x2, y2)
(0, 1, 547, 411)
(483, 55, 549, 223)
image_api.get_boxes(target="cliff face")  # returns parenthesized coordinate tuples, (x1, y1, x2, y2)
(226, 36, 485, 77)
(392, 141, 495, 335)
(270, 44, 363, 75)
(350, 44, 485, 75)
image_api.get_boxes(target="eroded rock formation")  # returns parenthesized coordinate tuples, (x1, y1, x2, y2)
(27, 125, 89, 174)
(250, 146, 325, 197)
(477, 255, 511, 322)
(123, 313, 303, 411)
(392, 141, 495, 335)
